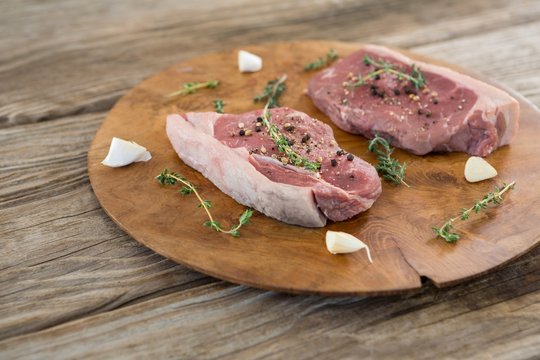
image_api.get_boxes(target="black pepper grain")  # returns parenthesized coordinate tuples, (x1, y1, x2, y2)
(301, 134, 311, 143)
(239, 129, 245, 136)
(417, 108, 424, 115)
(256, 116, 263, 122)
(336, 149, 345, 156)
(404, 87, 416, 95)
(433, 98, 438, 104)
(426, 110, 432, 118)
(255, 126, 261, 132)
(374, 74, 380, 80)
(287, 139, 295, 146)
(393, 88, 401, 96)
(331, 159, 338, 167)
(347, 154, 354, 161)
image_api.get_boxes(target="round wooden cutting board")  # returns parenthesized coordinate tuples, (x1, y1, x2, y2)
(88, 41, 540, 295)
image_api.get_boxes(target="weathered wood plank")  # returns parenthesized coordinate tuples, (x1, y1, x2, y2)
(1, 0, 540, 127)
(1, 0, 540, 358)
(409, 21, 540, 102)
(0, 247, 537, 359)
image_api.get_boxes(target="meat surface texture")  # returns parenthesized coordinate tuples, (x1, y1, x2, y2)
(166, 108, 382, 227)
(307, 44, 520, 157)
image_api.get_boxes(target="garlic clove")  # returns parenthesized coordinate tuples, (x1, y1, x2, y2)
(464, 156, 497, 183)
(102, 137, 151, 167)
(133, 141, 152, 162)
(325, 231, 373, 263)
(135, 150, 152, 162)
(238, 50, 263, 73)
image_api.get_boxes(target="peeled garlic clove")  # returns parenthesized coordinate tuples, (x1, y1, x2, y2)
(238, 50, 262, 73)
(464, 156, 497, 183)
(102, 137, 151, 167)
(135, 150, 152, 162)
(325, 231, 373, 263)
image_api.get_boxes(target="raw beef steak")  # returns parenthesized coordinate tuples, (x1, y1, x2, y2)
(166, 108, 381, 227)
(307, 44, 519, 157)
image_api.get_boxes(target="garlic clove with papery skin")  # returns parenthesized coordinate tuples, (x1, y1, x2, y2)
(325, 231, 373, 263)
(101, 137, 152, 168)
(464, 156, 497, 183)
(238, 50, 263, 73)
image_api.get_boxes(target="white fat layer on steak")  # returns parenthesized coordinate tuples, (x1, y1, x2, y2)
(166, 113, 327, 227)
(166, 108, 382, 227)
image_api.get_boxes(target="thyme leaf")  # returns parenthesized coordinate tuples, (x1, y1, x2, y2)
(368, 133, 409, 187)
(349, 55, 426, 90)
(254, 76, 287, 108)
(433, 181, 516, 243)
(256, 75, 321, 172)
(213, 99, 225, 113)
(304, 49, 339, 71)
(157, 169, 253, 237)
(168, 80, 219, 97)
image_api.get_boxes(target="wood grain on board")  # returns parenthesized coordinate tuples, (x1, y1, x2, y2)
(87, 41, 540, 295)
(2, 0, 540, 358)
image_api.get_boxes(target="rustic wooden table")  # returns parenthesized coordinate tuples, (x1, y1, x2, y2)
(1, 1, 539, 358)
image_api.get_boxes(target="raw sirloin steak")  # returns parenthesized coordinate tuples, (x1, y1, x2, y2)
(166, 108, 382, 227)
(308, 44, 520, 157)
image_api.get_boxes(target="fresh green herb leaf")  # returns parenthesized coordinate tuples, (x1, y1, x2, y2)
(198, 200, 212, 209)
(254, 76, 287, 108)
(238, 209, 253, 225)
(350, 55, 426, 90)
(157, 169, 252, 237)
(433, 181, 516, 243)
(179, 186, 194, 195)
(157, 169, 186, 185)
(204, 220, 222, 232)
(213, 99, 225, 113)
(432, 222, 460, 243)
(368, 133, 409, 187)
(168, 80, 220, 97)
(304, 49, 339, 71)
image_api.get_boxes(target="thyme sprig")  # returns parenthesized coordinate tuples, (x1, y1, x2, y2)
(255, 75, 321, 172)
(157, 169, 253, 237)
(349, 55, 426, 90)
(368, 133, 409, 187)
(304, 49, 339, 71)
(168, 80, 220, 97)
(213, 99, 225, 113)
(254, 76, 287, 108)
(433, 181, 515, 243)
